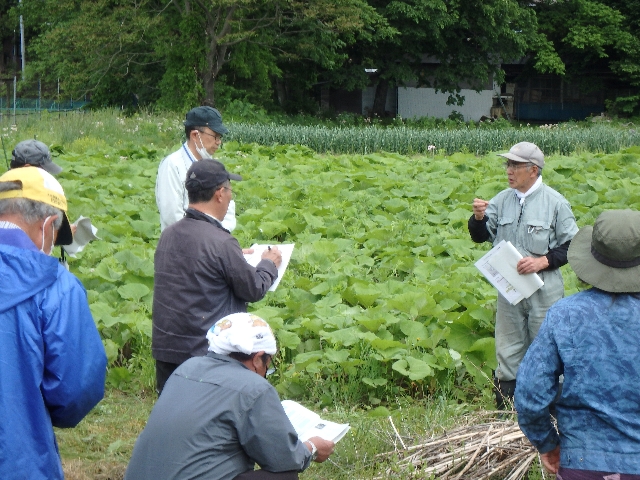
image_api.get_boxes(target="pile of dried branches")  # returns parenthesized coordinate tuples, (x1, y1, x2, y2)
(377, 411, 542, 480)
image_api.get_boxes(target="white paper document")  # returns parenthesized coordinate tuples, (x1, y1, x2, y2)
(244, 243, 295, 291)
(281, 400, 350, 443)
(64, 216, 100, 257)
(475, 240, 544, 305)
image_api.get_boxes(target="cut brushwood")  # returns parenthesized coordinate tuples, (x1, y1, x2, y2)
(375, 411, 538, 480)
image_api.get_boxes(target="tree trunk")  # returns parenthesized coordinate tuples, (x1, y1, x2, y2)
(202, 6, 236, 107)
(371, 78, 389, 117)
(203, 75, 215, 106)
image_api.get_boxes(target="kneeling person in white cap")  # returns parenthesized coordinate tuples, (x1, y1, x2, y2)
(468, 142, 578, 409)
(126, 312, 335, 480)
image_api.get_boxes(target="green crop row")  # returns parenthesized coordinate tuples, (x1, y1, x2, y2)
(227, 123, 640, 156)
(3, 109, 639, 158)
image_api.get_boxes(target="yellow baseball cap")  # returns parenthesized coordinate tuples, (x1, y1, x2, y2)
(0, 166, 73, 245)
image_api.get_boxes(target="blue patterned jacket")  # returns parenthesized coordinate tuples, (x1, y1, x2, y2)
(515, 288, 640, 474)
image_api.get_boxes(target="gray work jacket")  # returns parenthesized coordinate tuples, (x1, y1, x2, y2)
(484, 184, 578, 259)
(125, 354, 312, 479)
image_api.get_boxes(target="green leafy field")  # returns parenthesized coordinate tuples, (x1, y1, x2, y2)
(4, 112, 640, 478)
(24, 129, 638, 405)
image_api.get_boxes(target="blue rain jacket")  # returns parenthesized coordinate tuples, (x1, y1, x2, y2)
(0, 227, 106, 480)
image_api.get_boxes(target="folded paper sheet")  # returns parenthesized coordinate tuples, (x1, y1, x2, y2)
(64, 216, 100, 257)
(475, 240, 544, 305)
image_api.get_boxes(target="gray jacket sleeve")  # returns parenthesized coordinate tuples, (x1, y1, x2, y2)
(238, 386, 312, 472)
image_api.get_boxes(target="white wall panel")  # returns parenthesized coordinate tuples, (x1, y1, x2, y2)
(397, 87, 494, 121)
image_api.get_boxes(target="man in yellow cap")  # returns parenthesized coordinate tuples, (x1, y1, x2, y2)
(0, 166, 107, 480)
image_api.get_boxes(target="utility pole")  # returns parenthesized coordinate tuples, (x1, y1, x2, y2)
(19, 0, 26, 77)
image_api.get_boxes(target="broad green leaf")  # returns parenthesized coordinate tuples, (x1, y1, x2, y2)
(573, 190, 599, 207)
(277, 331, 301, 349)
(392, 357, 434, 380)
(102, 338, 119, 363)
(259, 221, 288, 238)
(117, 283, 150, 302)
(324, 349, 351, 363)
(93, 261, 124, 282)
(321, 327, 361, 347)
(342, 281, 381, 308)
(362, 377, 388, 387)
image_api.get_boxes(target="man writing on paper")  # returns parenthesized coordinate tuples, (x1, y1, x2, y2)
(152, 160, 282, 394)
(126, 312, 335, 480)
(467, 142, 578, 410)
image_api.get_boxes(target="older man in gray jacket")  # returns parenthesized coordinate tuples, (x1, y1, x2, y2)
(127, 313, 334, 480)
(468, 142, 578, 410)
(152, 160, 282, 394)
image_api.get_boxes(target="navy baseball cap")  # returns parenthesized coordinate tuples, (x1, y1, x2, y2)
(184, 106, 229, 135)
(185, 160, 241, 192)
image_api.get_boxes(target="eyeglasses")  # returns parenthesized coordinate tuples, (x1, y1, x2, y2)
(504, 161, 534, 170)
(222, 186, 233, 195)
(198, 130, 223, 142)
(263, 354, 275, 377)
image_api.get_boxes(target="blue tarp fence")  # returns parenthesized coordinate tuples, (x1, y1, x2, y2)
(0, 98, 90, 111)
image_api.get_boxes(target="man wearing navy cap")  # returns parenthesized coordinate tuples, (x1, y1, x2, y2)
(155, 106, 238, 232)
(152, 159, 283, 394)
(468, 142, 578, 410)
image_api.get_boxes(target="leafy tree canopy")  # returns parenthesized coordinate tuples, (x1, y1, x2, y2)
(3, 0, 640, 114)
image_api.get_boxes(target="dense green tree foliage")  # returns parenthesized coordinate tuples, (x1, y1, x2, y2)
(6, 0, 387, 110)
(534, 0, 640, 113)
(328, 0, 559, 116)
(1, 0, 639, 113)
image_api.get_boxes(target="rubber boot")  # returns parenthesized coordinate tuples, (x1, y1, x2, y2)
(493, 378, 516, 411)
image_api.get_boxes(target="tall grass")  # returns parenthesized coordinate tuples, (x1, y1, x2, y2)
(0, 109, 184, 156)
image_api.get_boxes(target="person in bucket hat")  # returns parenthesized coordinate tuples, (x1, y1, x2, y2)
(155, 105, 238, 232)
(126, 312, 335, 480)
(468, 141, 578, 410)
(0, 166, 106, 480)
(516, 210, 640, 477)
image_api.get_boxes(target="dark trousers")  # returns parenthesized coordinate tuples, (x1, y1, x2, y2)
(233, 471, 299, 480)
(155, 359, 181, 395)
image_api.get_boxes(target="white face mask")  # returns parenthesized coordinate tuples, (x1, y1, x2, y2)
(40, 215, 55, 255)
(195, 132, 213, 160)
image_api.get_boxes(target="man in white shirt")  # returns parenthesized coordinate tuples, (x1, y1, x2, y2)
(155, 106, 237, 232)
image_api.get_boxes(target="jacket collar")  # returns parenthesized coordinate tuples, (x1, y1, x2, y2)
(184, 207, 230, 233)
